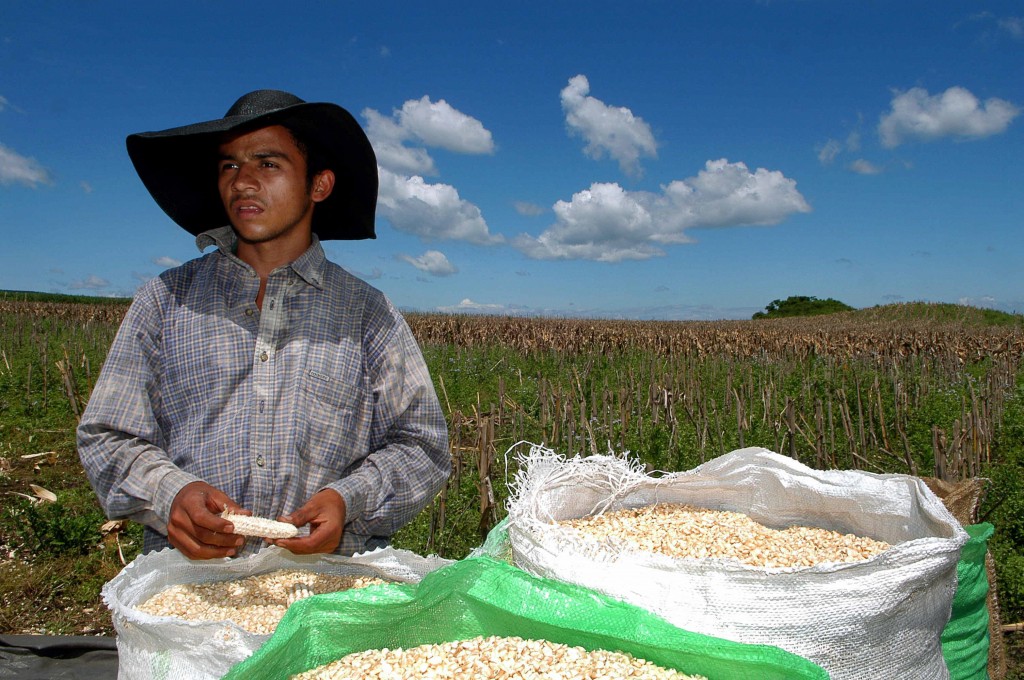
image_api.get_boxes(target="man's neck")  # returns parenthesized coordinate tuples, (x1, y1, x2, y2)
(235, 233, 312, 309)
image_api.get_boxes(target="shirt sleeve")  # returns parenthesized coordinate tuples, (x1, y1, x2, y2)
(326, 301, 450, 544)
(76, 279, 200, 534)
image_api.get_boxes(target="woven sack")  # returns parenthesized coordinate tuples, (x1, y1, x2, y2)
(505, 444, 969, 680)
(102, 545, 451, 679)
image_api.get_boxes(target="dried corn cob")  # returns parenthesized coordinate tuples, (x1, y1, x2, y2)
(293, 635, 707, 679)
(221, 509, 299, 539)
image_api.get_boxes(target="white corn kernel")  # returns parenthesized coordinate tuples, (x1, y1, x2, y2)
(136, 569, 389, 634)
(292, 636, 708, 679)
(221, 510, 299, 539)
(559, 503, 890, 568)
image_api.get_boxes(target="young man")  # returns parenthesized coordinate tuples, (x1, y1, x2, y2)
(78, 90, 450, 560)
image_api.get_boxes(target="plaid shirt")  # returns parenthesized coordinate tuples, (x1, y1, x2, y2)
(78, 227, 450, 556)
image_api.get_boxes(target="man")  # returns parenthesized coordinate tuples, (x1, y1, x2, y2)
(78, 90, 451, 560)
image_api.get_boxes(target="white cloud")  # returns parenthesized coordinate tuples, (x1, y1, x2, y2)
(817, 139, 842, 165)
(363, 108, 438, 176)
(69, 274, 109, 290)
(397, 249, 458, 276)
(436, 298, 508, 314)
(377, 167, 504, 245)
(0, 142, 53, 187)
(849, 159, 883, 175)
(363, 96, 494, 176)
(514, 159, 810, 262)
(514, 201, 545, 216)
(878, 86, 1020, 147)
(398, 96, 495, 154)
(152, 256, 182, 268)
(560, 74, 657, 177)
(0, 95, 8, 111)
(80, 180, 93, 194)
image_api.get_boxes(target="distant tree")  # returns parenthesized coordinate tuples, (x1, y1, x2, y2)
(752, 295, 854, 319)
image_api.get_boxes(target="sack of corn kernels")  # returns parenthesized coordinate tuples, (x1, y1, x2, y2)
(103, 544, 451, 680)
(504, 444, 969, 680)
(221, 556, 829, 679)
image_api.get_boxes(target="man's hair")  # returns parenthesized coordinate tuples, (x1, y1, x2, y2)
(281, 120, 329, 190)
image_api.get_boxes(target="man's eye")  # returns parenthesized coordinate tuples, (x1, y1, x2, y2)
(261, 161, 277, 168)
(219, 162, 238, 172)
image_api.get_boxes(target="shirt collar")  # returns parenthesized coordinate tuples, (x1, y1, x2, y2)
(195, 227, 326, 289)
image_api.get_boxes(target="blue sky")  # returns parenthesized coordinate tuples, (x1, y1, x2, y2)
(2, 2, 1021, 319)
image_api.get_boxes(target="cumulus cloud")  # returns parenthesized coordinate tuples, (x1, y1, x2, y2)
(152, 256, 182, 268)
(69, 274, 109, 290)
(397, 249, 458, 276)
(363, 96, 494, 175)
(560, 74, 657, 176)
(398, 96, 494, 154)
(514, 159, 810, 262)
(0, 95, 8, 111)
(363, 108, 438, 176)
(849, 159, 883, 175)
(364, 97, 498, 245)
(377, 167, 504, 245)
(0, 142, 53, 187)
(878, 86, 1020, 147)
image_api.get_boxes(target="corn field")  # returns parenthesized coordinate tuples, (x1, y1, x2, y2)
(2, 298, 1024, 635)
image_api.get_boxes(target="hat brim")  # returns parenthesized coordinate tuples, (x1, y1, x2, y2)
(126, 102, 377, 240)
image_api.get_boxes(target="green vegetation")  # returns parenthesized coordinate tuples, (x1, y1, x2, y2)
(854, 301, 1024, 327)
(753, 295, 855, 319)
(0, 296, 1021, 677)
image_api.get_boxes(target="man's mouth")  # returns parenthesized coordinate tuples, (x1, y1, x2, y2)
(232, 200, 264, 217)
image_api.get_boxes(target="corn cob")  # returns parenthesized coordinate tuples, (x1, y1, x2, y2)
(221, 509, 299, 539)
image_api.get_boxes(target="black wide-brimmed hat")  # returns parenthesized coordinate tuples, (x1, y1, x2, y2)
(126, 89, 378, 240)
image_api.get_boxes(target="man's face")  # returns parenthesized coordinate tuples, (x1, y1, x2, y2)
(217, 124, 323, 247)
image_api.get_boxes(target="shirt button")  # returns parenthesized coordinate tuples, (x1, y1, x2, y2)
(245, 308, 253, 316)
(256, 455, 265, 467)
(260, 351, 269, 362)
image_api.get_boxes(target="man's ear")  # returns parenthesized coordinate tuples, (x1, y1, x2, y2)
(311, 170, 335, 203)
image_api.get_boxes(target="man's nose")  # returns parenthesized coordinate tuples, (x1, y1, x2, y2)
(231, 163, 259, 191)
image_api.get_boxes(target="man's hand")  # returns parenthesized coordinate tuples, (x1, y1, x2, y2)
(272, 489, 346, 554)
(167, 481, 245, 559)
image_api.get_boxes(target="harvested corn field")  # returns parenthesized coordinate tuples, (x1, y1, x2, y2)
(135, 569, 388, 634)
(292, 635, 708, 679)
(558, 503, 891, 568)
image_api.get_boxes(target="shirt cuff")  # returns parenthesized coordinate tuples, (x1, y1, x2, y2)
(151, 467, 204, 532)
(326, 473, 372, 525)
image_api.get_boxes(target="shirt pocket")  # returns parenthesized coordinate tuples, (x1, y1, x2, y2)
(297, 365, 364, 472)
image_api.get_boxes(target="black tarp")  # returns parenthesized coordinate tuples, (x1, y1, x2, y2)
(0, 635, 118, 679)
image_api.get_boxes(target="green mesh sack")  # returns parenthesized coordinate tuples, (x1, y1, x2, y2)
(942, 523, 994, 680)
(224, 556, 827, 679)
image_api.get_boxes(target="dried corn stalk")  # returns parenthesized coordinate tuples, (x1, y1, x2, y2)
(293, 635, 707, 679)
(136, 569, 388, 634)
(559, 503, 890, 568)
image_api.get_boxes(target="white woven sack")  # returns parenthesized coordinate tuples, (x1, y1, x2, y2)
(103, 545, 452, 680)
(506, 444, 968, 680)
